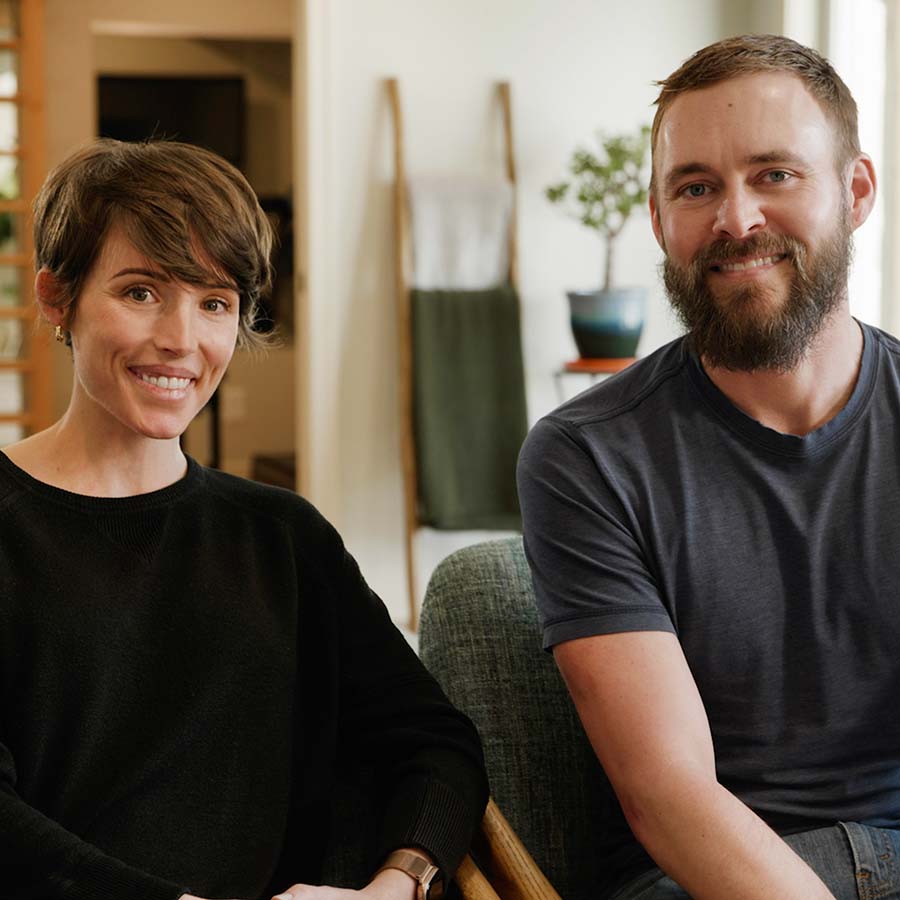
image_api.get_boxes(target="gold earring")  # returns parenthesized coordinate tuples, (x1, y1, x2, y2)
(54, 325, 64, 343)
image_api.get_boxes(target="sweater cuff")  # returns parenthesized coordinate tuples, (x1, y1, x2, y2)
(378, 776, 481, 881)
(52, 847, 188, 900)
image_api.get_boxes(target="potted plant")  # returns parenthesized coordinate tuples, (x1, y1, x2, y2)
(545, 124, 650, 359)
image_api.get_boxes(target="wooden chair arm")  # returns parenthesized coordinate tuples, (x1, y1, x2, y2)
(456, 854, 503, 900)
(459, 798, 561, 900)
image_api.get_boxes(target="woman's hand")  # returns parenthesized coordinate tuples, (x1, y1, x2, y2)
(273, 866, 418, 900)
(180, 896, 243, 900)
(179, 896, 243, 900)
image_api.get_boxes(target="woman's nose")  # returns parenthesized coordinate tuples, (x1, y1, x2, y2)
(154, 300, 196, 356)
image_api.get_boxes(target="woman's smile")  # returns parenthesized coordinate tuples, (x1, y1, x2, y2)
(128, 366, 197, 398)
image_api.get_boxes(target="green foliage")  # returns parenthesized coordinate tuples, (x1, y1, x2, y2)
(545, 124, 651, 242)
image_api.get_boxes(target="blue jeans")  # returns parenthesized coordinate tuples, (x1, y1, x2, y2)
(611, 823, 900, 899)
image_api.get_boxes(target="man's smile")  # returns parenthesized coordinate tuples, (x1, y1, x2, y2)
(710, 254, 789, 274)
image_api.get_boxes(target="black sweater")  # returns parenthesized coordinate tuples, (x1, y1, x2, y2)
(0, 454, 487, 899)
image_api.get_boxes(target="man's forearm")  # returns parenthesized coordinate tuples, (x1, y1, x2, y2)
(623, 772, 834, 900)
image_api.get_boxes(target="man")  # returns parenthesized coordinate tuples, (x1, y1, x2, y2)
(518, 34, 894, 900)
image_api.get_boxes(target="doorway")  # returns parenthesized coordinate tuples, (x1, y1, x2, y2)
(92, 32, 296, 481)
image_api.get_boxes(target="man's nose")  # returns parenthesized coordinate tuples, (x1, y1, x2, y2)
(154, 301, 196, 356)
(712, 187, 765, 240)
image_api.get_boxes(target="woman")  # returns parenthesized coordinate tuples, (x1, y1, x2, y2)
(0, 140, 487, 900)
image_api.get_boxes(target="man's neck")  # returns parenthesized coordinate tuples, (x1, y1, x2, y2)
(700, 310, 864, 437)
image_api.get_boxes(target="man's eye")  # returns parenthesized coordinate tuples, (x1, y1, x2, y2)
(683, 184, 708, 198)
(767, 170, 790, 183)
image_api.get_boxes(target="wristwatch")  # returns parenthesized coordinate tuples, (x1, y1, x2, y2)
(377, 849, 444, 900)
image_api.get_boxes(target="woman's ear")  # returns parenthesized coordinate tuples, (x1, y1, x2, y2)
(34, 269, 68, 326)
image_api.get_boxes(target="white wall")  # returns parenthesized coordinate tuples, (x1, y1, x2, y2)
(299, 0, 734, 624)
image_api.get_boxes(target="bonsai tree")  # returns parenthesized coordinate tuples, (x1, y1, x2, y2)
(545, 124, 651, 292)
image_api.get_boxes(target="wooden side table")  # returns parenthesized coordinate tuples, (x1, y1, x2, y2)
(554, 357, 637, 403)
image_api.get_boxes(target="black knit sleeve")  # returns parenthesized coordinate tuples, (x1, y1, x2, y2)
(333, 546, 489, 881)
(0, 751, 188, 900)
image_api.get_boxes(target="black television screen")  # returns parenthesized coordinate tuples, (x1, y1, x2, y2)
(97, 76, 245, 168)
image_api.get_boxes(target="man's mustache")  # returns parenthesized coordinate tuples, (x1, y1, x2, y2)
(688, 234, 805, 274)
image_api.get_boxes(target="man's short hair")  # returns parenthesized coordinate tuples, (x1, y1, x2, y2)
(33, 139, 274, 348)
(650, 34, 860, 194)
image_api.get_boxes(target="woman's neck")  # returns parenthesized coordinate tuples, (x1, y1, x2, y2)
(3, 413, 188, 497)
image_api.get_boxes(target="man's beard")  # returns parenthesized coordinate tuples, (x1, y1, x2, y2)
(663, 210, 854, 372)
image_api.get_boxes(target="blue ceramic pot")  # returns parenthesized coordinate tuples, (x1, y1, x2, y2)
(567, 287, 645, 358)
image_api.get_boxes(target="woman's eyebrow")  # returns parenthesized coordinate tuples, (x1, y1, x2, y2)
(111, 266, 168, 280)
(111, 266, 237, 292)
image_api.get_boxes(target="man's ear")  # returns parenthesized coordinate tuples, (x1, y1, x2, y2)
(34, 269, 69, 327)
(649, 193, 666, 251)
(848, 154, 877, 231)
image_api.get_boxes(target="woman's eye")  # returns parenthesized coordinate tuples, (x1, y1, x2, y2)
(203, 298, 228, 313)
(126, 286, 152, 302)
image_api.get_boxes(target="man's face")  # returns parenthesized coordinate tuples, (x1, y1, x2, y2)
(650, 72, 860, 371)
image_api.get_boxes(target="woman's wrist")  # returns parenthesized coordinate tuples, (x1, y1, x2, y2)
(364, 866, 418, 900)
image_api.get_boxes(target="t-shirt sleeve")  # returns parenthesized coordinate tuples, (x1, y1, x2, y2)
(517, 415, 675, 650)
(0, 744, 186, 900)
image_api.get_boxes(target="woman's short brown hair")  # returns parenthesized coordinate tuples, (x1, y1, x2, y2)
(650, 34, 860, 194)
(33, 139, 275, 349)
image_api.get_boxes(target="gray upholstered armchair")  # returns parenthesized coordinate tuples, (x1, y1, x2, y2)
(419, 537, 618, 900)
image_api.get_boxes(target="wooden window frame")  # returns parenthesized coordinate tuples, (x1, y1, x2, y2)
(0, 0, 49, 439)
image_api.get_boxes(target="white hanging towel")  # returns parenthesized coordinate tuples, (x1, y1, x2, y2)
(408, 175, 513, 291)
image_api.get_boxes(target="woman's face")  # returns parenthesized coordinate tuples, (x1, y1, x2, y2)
(54, 226, 240, 442)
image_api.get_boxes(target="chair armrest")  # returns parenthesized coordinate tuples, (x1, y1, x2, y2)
(466, 799, 562, 900)
(456, 855, 503, 900)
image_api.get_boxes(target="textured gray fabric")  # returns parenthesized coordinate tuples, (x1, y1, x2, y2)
(420, 537, 632, 900)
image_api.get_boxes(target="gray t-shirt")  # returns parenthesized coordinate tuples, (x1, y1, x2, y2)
(518, 321, 900, 890)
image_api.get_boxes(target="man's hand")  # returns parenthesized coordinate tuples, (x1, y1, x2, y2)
(273, 867, 418, 900)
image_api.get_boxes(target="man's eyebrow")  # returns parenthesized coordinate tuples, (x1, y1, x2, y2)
(111, 267, 238, 292)
(662, 163, 715, 194)
(662, 151, 811, 195)
(742, 150, 810, 167)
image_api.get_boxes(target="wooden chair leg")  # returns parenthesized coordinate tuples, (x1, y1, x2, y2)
(475, 799, 562, 900)
(405, 521, 418, 631)
(456, 854, 503, 900)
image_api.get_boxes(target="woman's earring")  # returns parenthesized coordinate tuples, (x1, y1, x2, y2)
(54, 325, 65, 343)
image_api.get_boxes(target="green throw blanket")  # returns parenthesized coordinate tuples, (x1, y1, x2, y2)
(412, 284, 527, 530)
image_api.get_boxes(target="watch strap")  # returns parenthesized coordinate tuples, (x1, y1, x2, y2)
(378, 849, 443, 900)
